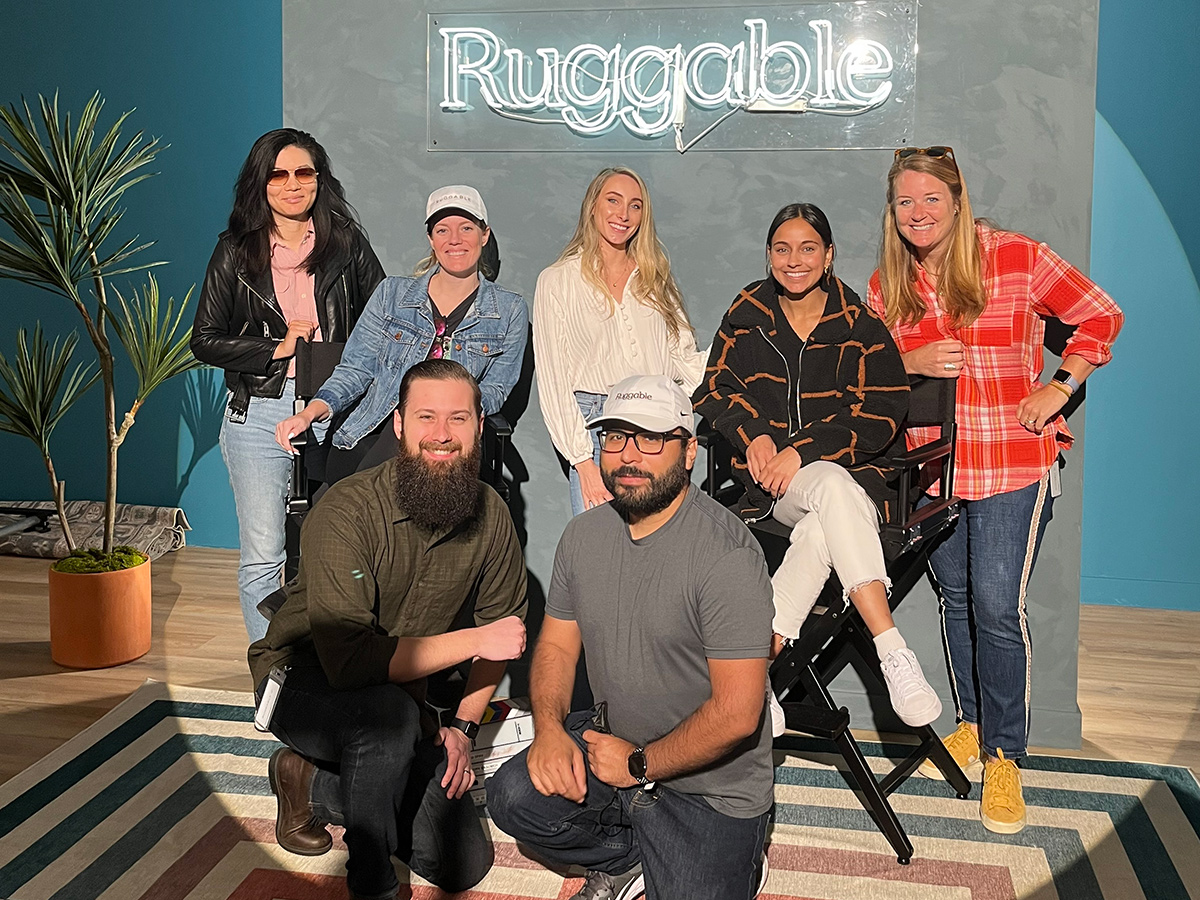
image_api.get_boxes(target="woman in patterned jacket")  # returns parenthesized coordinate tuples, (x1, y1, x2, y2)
(694, 202, 942, 732)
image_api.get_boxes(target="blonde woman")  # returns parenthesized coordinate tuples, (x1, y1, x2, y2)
(868, 146, 1123, 834)
(534, 167, 707, 515)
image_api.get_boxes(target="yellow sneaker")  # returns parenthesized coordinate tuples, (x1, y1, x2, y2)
(981, 749, 1026, 834)
(918, 721, 983, 780)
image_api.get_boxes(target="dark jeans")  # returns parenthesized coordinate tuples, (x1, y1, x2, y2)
(262, 667, 493, 899)
(923, 472, 1054, 759)
(487, 710, 769, 900)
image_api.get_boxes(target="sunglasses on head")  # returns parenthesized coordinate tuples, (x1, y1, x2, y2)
(894, 145, 957, 164)
(268, 167, 318, 186)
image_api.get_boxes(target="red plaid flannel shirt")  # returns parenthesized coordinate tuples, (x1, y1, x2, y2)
(867, 224, 1123, 500)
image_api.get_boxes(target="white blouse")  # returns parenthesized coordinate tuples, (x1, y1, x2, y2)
(533, 255, 709, 465)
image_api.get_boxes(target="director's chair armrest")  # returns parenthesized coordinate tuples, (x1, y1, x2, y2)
(485, 412, 512, 438)
(886, 437, 951, 469)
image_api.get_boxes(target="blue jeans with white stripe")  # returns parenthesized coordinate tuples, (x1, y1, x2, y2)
(926, 472, 1053, 759)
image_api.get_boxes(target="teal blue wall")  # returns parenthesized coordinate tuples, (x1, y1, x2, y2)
(0, 0, 281, 548)
(1084, 0, 1200, 609)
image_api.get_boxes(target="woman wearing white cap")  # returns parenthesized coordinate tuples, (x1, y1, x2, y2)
(275, 184, 528, 481)
(534, 166, 707, 516)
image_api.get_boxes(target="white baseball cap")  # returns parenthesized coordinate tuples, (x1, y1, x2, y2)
(425, 185, 488, 225)
(587, 375, 695, 436)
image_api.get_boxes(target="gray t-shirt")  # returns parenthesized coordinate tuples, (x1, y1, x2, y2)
(546, 484, 775, 817)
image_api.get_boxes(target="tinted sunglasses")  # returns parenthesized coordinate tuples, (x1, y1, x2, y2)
(894, 145, 957, 165)
(268, 166, 318, 186)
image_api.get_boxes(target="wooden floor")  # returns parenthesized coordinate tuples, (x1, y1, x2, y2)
(0, 547, 1197, 784)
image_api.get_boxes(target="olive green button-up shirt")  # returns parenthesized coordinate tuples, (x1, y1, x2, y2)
(248, 458, 528, 690)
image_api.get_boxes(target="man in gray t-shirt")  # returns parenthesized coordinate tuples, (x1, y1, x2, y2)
(489, 375, 774, 900)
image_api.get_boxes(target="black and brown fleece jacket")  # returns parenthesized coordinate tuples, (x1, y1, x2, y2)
(693, 277, 909, 521)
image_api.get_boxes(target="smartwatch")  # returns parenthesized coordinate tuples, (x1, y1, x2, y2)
(627, 746, 650, 785)
(1051, 368, 1080, 394)
(449, 717, 480, 741)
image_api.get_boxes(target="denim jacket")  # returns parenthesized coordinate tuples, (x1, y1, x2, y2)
(314, 268, 529, 449)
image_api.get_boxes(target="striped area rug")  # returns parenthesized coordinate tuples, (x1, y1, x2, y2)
(1, 682, 1197, 900)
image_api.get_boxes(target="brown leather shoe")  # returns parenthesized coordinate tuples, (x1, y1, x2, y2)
(268, 747, 332, 855)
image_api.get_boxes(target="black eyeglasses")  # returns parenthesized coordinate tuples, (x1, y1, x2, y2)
(268, 166, 318, 186)
(599, 430, 688, 454)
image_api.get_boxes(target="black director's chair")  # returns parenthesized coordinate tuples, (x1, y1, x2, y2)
(283, 339, 514, 581)
(699, 375, 972, 864)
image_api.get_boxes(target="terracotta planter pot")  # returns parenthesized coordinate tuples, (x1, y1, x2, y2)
(47, 558, 152, 668)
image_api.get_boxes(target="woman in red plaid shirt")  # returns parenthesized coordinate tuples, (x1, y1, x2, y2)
(867, 147, 1123, 836)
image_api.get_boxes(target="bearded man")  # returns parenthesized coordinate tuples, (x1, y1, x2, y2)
(488, 375, 775, 900)
(249, 358, 527, 900)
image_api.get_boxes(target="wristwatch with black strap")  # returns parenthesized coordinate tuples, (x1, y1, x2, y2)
(449, 717, 480, 741)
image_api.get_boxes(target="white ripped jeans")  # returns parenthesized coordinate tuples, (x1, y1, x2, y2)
(770, 460, 891, 638)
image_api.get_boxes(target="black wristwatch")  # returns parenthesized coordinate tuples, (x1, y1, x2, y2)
(449, 717, 480, 741)
(627, 746, 649, 785)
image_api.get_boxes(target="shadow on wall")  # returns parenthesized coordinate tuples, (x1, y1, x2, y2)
(175, 367, 227, 505)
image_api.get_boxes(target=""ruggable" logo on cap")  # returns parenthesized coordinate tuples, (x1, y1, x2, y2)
(614, 391, 655, 401)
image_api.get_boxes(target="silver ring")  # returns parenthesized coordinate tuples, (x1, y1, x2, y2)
(944, 362, 956, 370)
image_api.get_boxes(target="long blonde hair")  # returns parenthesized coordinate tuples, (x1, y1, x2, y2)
(556, 166, 693, 341)
(878, 152, 987, 328)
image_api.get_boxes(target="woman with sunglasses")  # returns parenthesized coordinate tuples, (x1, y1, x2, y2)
(534, 166, 707, 515)
(694, 202, 943, 737)
(192, 128, 385, 642)
(868, 146, 1123, 834)
(274, 185, 528, 482)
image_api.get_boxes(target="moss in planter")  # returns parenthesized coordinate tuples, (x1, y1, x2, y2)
(52, 546, 148, 574)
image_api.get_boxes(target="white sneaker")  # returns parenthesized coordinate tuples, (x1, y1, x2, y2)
(768, 686, 787, 737)
(880, 648, 943, 727)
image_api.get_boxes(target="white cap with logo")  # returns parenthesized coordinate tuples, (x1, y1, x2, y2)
(586, 375, 695, 436)
(425, 185, 488, 225)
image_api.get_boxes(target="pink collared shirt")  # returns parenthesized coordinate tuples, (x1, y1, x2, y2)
(271, 224, 321, 377)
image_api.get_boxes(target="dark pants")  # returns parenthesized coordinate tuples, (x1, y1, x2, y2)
(923, 472, 1054, 759)
(487, 710, 769, 900)
(263, 667, 493, 899)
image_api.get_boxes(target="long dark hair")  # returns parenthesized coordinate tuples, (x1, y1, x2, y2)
(227, 128, 366, 276)
(765, 202, 836, 291)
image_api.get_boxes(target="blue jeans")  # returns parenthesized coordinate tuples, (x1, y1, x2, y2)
(219, 380, 326, 642)
(263, 667, 493, 899)
(568, 392, 606, 517)
(925, 472, 1053, 759)
(487, 710, 769, 900)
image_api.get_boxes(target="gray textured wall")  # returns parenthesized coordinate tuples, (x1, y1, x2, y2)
(284, 0, 1099, 748)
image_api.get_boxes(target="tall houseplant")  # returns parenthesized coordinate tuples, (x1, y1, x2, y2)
(0, 324, 99, 551)
(0, 92, 202, 559)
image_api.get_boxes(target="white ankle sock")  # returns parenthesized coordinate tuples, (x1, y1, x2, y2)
(873, 627, 907, 658)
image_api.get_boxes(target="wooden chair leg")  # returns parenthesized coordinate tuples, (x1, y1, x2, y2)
(917, 725, 974, 798)
(832, 727, 914, 864)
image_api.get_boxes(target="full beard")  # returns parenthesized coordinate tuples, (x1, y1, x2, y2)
(602, 453, 692, 520)
(393, 437, 482, 530)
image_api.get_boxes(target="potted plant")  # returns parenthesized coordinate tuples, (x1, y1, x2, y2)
(0, 93, 203, 668)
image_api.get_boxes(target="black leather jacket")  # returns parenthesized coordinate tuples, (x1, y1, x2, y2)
(191, 225, 385, 421)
